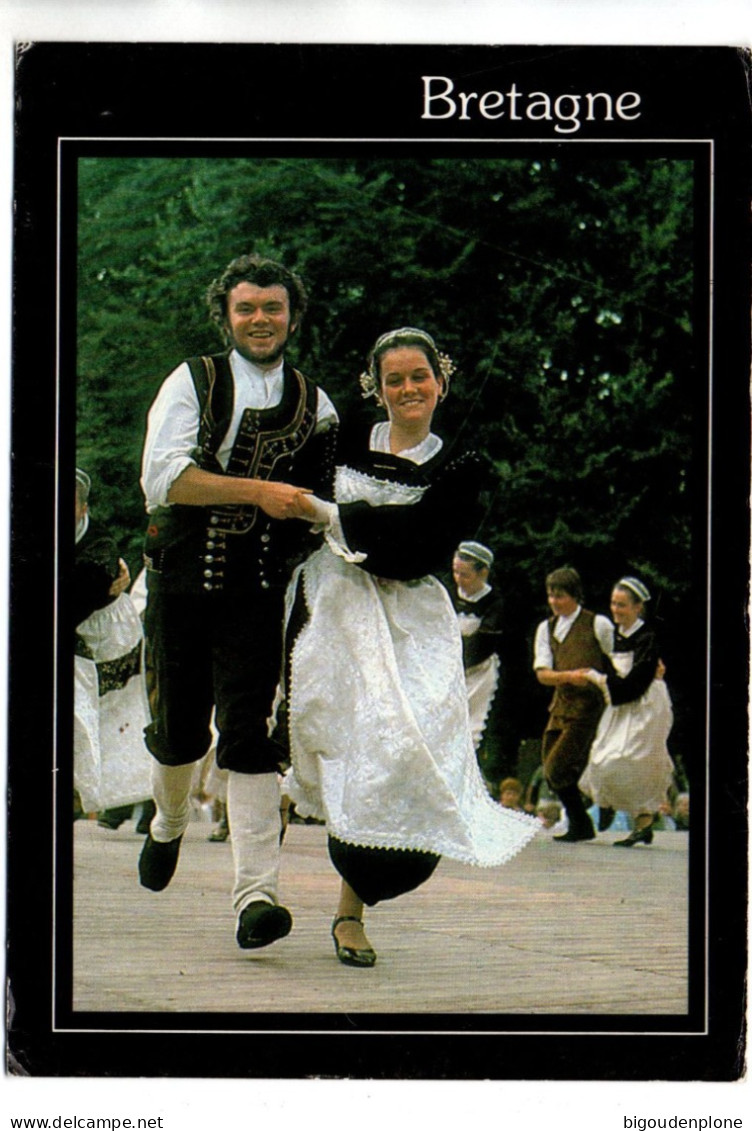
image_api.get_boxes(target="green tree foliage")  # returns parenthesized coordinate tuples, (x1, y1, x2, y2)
(76, 153, 697, 765)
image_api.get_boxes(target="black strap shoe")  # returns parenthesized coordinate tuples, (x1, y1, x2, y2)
(208, 817, 229, 842)
(332, 915, 377, 967)
(236, 901, 293, 949)
(138, 833, 183, 891)
(614, 824, 654, 847)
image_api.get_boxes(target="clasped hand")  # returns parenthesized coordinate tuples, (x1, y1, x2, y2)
(257, 481, 315, 520)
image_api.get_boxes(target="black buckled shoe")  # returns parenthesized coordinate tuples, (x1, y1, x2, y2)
(138, 833, 183, 891)
(614, 824, 654, 847)
(554, 821, 596, 843)
(236, 901, 293, 949)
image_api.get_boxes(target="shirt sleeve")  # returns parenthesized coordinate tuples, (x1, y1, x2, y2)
(315, 387, 339, 432)
(533, 620, 553, 670)
(594, 614, 615, 656)
(140, 363, 200, 511)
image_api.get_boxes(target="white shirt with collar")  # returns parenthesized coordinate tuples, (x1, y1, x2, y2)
(533, 605, 614, 670)
(141, 349, 338, 513)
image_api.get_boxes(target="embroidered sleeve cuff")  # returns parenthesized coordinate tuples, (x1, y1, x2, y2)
(323, 507, 367, 564)
(301, 496, 338, 526)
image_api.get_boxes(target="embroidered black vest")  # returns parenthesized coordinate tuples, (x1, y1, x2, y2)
(143, 353, 336, 595)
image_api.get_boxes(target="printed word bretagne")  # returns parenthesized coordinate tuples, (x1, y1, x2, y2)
(421, 76, 642, 134)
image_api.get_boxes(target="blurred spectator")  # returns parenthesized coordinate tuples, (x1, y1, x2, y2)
(536, 800, 567, 835)
(499, 777, 525, 811)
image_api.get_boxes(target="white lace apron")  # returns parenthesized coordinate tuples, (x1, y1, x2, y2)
(74, 592, 154, 812)
(281, 464, 537, 865)
(579, 652, 675, 814)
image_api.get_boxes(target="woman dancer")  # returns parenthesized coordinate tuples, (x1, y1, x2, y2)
(579, 577, 675, 846)
(282, 327, 538, 965)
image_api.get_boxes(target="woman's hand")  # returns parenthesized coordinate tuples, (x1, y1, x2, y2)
(655, 658, 667, 680)
(108, 558, 131, 597)
(565, 668, 593, 687)
(255, 481, 314, 520)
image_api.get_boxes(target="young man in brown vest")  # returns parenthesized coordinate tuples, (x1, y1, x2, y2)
(532, 567, 613, 842)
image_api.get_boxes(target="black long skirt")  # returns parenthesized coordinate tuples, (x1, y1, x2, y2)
(328, 836, 441, 906)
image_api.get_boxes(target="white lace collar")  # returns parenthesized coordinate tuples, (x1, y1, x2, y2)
(369, 421, 443, 465)
(617, 617, 645, 639)
(458, 583, 492, 603)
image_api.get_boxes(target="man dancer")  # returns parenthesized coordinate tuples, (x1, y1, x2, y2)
(532, 566, 613, 842)
(138, 253, 337, 949)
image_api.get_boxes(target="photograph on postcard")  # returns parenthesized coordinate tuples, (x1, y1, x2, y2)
(7, 43, 749, 1079)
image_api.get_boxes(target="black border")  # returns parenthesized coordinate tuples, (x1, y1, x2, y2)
(8, 42, 750, 1080)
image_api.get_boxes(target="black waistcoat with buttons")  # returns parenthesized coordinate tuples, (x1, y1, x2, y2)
(143, 353, 336, 596)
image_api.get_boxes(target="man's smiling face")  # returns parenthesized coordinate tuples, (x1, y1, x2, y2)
(225, 281, 297, 368)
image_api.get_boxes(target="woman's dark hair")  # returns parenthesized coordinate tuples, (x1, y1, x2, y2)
(360, 326, 453, 402)
(545, 567, 583, 603)
(369, 328, 442, 382)
(205, 254, 309, 338)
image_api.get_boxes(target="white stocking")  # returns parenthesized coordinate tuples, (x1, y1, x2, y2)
(228, 771, 282, 915)
(149, 762, 195, 843)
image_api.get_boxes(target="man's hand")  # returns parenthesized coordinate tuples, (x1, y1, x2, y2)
(255, 481, 314, 520)
(566, 670, 592, 688)
(536, 667, 592, 688)
(108, 558, 131, 597)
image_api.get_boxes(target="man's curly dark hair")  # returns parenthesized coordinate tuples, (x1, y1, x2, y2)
(205, 254, 309, 342)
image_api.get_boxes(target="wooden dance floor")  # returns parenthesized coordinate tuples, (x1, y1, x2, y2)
(72, 817, 689, 1016)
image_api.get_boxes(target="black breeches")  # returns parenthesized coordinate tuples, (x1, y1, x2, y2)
(542, 712, 601, 792)
(143, 588, 286, 773)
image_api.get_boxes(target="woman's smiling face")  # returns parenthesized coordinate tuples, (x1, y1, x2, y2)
(379, 346, 443, 433)
(610, 586, 642, 630)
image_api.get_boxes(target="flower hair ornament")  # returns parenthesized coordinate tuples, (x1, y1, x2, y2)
(359, 327, 456, 402)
